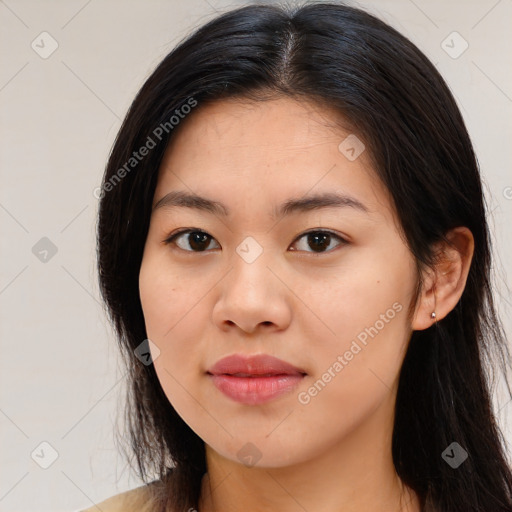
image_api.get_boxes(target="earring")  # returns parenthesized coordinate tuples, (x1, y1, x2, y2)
(431, 312, 436, 319)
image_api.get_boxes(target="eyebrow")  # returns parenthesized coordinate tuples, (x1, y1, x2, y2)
(152, 190, 369, 218)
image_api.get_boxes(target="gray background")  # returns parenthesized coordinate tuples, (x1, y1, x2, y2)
(1, 0, 511, 510)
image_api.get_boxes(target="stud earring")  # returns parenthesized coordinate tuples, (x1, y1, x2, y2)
(431, 312, 436, 319)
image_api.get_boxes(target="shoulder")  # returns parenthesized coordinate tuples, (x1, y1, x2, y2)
(79, 483, 153, 512)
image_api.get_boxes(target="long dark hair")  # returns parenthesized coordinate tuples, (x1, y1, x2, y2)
(96, 2, 512, 511)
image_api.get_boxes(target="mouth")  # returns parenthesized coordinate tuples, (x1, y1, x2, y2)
(207, 353, 307, 405)
(207, 353, 306, 376)
(220, 372, 299, 377)
(207, 373, 306, 405)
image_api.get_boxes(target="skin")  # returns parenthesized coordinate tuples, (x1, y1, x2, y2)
(138, 96, 474, 512)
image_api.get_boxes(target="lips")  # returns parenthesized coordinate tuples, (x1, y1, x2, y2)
(207, 354, 307, 405)
(207, 353, 306, 377)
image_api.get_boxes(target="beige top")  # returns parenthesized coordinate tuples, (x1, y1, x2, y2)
(80, 484, 154, 512)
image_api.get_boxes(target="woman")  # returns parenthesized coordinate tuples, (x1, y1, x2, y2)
(88, 2, 512, 511)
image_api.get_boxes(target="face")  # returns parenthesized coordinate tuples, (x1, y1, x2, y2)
(138, 96, 419, 468)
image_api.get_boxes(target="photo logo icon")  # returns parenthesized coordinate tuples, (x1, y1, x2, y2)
(441, 31, 468, 59)
(441, 441, 468, 468)
(236, 442, 262, 467)
(134, 339, 161, 365)
(31, 441, 59, 469)
(31, 32, 59, 59)
(338, 134, 365, 161)
(236, 236, 263, 264)
(32, 237, 58, 263)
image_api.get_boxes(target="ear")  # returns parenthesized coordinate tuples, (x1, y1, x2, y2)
(412, 227, 475, 330)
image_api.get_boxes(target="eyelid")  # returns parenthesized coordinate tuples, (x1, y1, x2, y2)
(163, 227, 349, 253)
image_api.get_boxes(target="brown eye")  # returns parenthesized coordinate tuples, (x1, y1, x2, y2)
(165, 230, 220, 252)
(290, 230, 347, 254)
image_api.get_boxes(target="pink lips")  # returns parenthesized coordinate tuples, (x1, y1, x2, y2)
(207, 354, 306, 405)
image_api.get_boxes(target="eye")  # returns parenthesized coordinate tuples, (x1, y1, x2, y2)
(163, 228, 348, 254)
(164, 229, 220, 252)
(289, 229, 348, 254)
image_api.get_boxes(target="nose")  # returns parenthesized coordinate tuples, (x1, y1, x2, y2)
(211, 246, 292, 335)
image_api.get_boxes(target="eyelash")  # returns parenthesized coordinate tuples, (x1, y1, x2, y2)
(162, 228, 349, 255)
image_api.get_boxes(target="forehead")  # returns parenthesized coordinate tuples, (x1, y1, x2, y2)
(154, 96, 394, 222)
(161, 96, 356, 163)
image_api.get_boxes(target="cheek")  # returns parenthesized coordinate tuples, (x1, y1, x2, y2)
(291, 276, 411, 439)
(298, 248, 415, 385)
(139, 249, 198, 337)
(138, 249, 214, 381)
